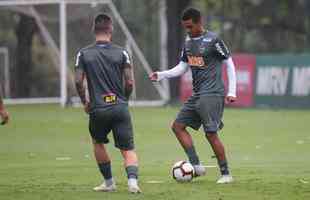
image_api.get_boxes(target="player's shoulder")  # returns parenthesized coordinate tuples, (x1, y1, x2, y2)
(110, 43, 126, 52)
(203, 31, 219, 42)
(77, 43, 96, 55)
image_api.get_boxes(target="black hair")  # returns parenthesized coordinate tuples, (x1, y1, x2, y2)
(93, 13, 113, 34)
(182, 8, 201, 23)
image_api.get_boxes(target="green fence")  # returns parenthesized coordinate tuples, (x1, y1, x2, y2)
(255, 54, 310, 108)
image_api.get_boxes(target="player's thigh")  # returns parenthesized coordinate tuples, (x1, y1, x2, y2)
(175, 96, 201, 131)
(89, 110, 112, 144)
(111, 105, 134, 150)
(196, 96, 224, 133)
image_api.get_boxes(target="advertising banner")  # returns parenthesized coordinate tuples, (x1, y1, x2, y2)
(255, 54, 310, 108)
(222, 54, 256, 107)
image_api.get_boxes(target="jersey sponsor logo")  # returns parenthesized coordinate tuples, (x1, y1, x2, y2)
(102, 93, 117, 104)
(187, 55, 205, 67)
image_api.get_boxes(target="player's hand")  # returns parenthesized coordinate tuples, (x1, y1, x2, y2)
(225, 96, 236, 104)
(84, 101, 90, 114)
(149, 72, 158, 82)
(0, 108, 9, 125)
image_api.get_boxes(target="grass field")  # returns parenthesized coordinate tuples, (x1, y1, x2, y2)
(0, 105, 310, 200)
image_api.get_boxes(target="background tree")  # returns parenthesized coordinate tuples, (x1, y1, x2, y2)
(15, 14, 37, 97)
(166, 0, 191, 103)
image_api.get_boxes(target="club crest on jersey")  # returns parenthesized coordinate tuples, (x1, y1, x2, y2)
(187, 55, 205, 67)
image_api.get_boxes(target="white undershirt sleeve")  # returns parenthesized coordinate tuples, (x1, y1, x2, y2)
(156, 61, 189, 81)
(223, 57, 237, 97)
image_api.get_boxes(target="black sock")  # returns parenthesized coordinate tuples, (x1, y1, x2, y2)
(98, 162, 112, 180)
(126, 165, 138, 179)
(218, 160, 229, 175)
(184, 146, 200, 165)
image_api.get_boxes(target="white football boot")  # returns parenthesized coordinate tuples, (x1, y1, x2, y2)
(193, 164, 206, 177)
(93, 182, 116, 192)
(128, 178, 142, 194)
(216, 174, 233, 184)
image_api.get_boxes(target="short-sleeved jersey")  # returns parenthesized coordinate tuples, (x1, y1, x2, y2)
(180, 31, 230, 96)
(75, 41, 131, 110)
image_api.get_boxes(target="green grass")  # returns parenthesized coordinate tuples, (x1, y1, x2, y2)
(0, 105, 310, 200)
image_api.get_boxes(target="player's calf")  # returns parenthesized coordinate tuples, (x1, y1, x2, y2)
(121, 150, 141, 193)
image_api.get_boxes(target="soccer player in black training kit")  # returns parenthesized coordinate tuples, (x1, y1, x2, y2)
(150, 8, 237, 184)
(0, 84, 9, 125)
(75, 14, 141, 193)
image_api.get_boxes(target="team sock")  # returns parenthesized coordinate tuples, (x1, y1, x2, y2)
(105, 178, 114, 187)
(218, 160, 230, 175)
(184, 146, 200, 165)
(126, 165, 138, 180)
(98, 162, 113, 186)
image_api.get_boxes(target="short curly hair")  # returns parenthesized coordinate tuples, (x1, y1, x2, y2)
(182, 8, 201, 23)
(93, 13, 113, 34)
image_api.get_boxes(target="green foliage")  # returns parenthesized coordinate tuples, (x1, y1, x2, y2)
(193, 0, 310, 53)
(0, 105, 310, 199)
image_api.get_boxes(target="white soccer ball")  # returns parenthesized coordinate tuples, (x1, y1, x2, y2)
(171, 161, 195, 182)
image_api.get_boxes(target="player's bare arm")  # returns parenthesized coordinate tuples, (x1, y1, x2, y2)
(124, 63, 134, 99)
(0, 86, 9, 125)
(75, 68, 89, 113)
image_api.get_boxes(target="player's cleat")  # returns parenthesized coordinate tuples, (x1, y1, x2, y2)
(193, 164, 206, 177)
(93, 182, 116, 192)
(216, 175, 233, 184)
(128, 178, 141, 194)
(128, 184, 141, 193)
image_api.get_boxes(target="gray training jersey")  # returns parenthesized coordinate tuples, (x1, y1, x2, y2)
(75, 41, 131, 110)
(180, 31, 231, 96)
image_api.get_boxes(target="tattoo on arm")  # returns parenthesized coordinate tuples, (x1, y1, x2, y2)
(75, 68, 87, 105)
(123, 63, 134, 99)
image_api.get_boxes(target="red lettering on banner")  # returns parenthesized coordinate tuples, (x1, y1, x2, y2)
(222, 54, 255, 107)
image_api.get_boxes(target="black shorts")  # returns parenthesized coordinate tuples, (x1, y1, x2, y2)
(175, 95, 224, 133)
(89, 104, 134, 150)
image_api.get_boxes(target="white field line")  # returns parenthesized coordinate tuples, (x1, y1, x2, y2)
(202, 165, 217, 168)
(56, 157, 72, 161)
(146, 180, 165, 184)
(299, 179, 308, 184)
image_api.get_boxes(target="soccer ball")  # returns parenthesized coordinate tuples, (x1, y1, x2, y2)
(171, 161, 195, 182)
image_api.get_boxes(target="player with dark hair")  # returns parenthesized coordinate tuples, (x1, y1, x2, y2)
(150, 8, 237, 184)
(0, 84, 9, 125)
(75, 13, 141, 193)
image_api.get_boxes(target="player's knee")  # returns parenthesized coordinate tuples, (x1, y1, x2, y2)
(205, 132, 218, 141)
(171, 121, 185, 134)
(92, 140, 105, 150)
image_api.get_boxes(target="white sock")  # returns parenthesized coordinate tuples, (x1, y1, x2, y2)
(128, 178, 138, 186)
